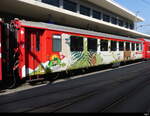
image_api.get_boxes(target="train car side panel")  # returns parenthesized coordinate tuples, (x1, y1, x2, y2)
(145, 40, 150, 59)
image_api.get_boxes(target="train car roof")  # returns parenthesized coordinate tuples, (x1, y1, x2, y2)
(20, 20, 142, 43)
(144, 39, 150, 42)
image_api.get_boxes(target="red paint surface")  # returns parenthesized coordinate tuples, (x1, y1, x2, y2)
(139, 38, 150, 59)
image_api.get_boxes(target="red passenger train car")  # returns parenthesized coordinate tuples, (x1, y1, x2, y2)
(0, 19, 149, 87)
(10, 19, 144, 80)
(139, 38, 150, 60)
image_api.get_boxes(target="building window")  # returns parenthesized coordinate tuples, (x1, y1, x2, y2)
(126, 42, 130, 51)
(42, 0, 60, 7)
(71, 36, 83, 51)
(111, 17, 117, 25)
(63, 0, 77, 12)
(88, 38, 97, 51)
(80, 5, 91, 16)
(119, 42, 124, 51)
(53, 34, 62, 52)
(111, 41, 117, 51)
(103, 14, 110, 22)
(130, 23, 134, 30)
(132, 43, 135, 51)
(101, 40, 108, 51)
(118, 20, 124, 27)
(125, 22, 129, 28)
(92, 10, 101, 20)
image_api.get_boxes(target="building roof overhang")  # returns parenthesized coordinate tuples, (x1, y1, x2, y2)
(87, 0, 144, 22)
(0, 0, 149, 39)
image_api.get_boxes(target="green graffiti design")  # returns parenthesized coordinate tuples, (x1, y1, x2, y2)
(48, 57, 61, 68)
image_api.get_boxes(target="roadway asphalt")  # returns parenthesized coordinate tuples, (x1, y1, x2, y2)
(0, 61, 150, 113)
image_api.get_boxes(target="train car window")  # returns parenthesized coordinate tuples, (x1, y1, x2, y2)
(132, 43, 135, 51)
(119, 42, 124, 51)
(149, 46, 150, 51)
(111, 41, 117, 51)
(36, 32, 40, 51)
(140, 44, 143, 51)
(88, 38, 97, 51)
(26, 31, 31, 51)
(126, 42, 130, 51)
(136, 43, 140, 51)
(53, 34, 62, 52)
(101, 40, 108, 51)
(71, 36, 83, 51)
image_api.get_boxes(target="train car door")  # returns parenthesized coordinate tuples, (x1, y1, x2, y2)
(25, 29, 42, 76)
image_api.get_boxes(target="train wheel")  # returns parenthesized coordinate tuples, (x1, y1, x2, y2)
(112, 62, 120, 68)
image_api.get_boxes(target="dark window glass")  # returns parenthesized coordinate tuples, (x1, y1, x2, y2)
(42, 0, 60, 7)
(103, 14, 110, 22)
(53, 35, 62, 52)
(119, 42, 124, 51)
(118, 20, 124, 27)
(139, 44, 142, 51)
(93, 10, 101, 20)
(125, 22, 129, 28)
(101, 40, 108, 51)
(149, 46, 150, 51)
(111, 41, 117, 51)
(132, 43, 135, 51)
(88, 38, 97, 51)
(136, 43, 140, 51)
(71, 36, 83, 51)
(141, 44, 143, 51)
(111, 17, 117, 25)
(126, 42, 130, 51)
(36, 32, 40, 51)
(26, 31, 31, 51)
(130, 23, 134, 30)
(63, 0, 77, 12)
(80, 5, 90, 16)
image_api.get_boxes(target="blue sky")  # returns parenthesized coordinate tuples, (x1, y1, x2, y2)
(114, 0, 150, 34)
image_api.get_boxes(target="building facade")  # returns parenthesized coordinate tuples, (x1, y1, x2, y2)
(0, 0, 150, 38)
(38, 0, 135, 30)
